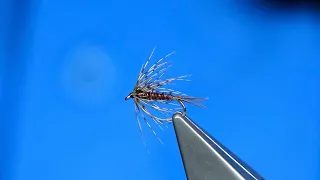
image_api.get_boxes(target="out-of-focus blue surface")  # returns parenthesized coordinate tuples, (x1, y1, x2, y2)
(0, 0, 319, 180)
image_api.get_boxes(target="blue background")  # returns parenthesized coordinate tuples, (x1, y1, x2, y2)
(1, 0, 319, 180)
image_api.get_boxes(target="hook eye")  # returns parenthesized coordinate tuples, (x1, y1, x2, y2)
(125, 93, 132, 100)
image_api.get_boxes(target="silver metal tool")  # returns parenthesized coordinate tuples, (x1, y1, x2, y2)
(172, 112, 265, 180)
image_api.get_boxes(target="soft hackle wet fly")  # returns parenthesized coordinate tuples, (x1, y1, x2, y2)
(125, 47, 206, 149)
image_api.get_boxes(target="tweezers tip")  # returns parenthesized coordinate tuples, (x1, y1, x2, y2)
(173, 112, 183, 119)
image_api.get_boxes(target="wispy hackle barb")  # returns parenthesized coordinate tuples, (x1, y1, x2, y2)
(125, 47, 207, 151)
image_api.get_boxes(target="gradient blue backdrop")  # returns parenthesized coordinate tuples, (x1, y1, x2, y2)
(1, 0, 319, 180)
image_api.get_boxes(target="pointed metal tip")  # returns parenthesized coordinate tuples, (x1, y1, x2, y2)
(172, 112, 265, 180)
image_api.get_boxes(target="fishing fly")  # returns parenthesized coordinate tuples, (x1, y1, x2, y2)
(125, 47, 206, 149)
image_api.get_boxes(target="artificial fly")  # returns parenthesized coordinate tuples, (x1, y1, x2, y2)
(125, 47, 206, 150)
